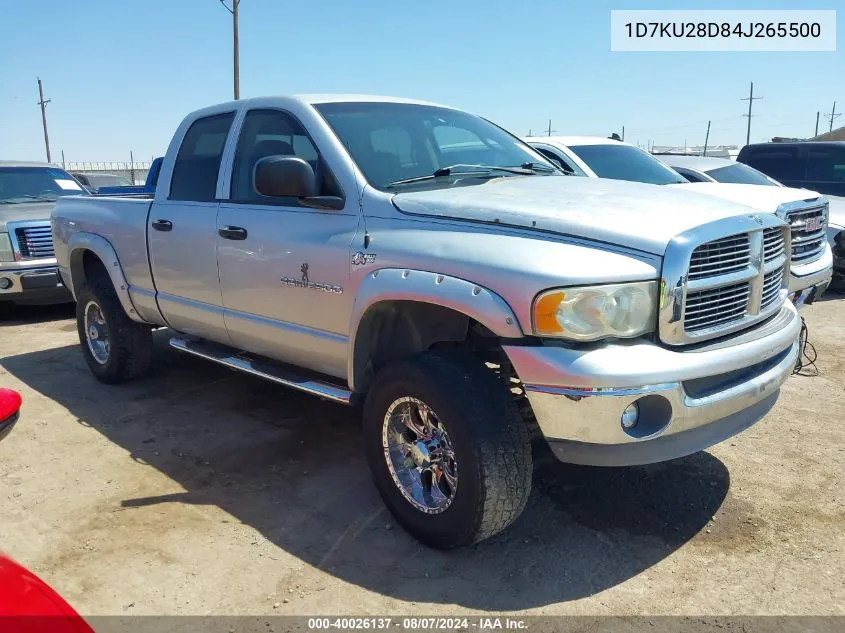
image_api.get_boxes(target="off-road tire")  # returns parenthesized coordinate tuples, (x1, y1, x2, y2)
(76, 279, 153, 384)
(363, 350, 532, 549)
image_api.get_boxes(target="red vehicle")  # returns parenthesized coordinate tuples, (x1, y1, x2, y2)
(0, 388, 93, 632)
(0, 387, 21, 441)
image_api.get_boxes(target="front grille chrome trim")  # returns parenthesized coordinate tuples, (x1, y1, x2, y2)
(776, 199, 828, 267)
(6, 220, 56, 262)
(659, 215, 790, 346)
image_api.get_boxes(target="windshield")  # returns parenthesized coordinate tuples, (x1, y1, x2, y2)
(83, 174, 133, 189)
(568, 144, 686, 185)
(0, 166, 87, 203)
(315, 102, 555, 190)
(705, 163, 780, 187)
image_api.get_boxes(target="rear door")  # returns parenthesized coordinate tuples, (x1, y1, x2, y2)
(802, 145, 845, 196)
(215, 108, 360, 379)
(147, 111, 235, 342)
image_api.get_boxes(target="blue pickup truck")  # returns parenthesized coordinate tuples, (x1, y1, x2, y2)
(96, 157, 163, 196)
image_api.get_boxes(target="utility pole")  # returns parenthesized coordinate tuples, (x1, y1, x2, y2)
(815, 111, 820, 137)
(220, 0, 240, 99)
(61, 150, 65, 169)
(547, 119, 552, 137)
(825, 101, 840, 133)
(621, 126, 625, 141)
(37, 78, 52, 162)
(741, 81, 763, 146)
(703, 120, 711, 156)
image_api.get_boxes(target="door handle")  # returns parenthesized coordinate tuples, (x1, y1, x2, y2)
(151, 219, 172, 232)
(218, 225, 248, 240)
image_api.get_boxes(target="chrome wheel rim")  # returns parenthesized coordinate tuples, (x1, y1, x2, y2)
(84, 300, 110, 365)
(382, 397, 458, 514)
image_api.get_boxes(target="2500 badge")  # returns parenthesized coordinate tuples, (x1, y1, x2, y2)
(280, 263, 343, 294)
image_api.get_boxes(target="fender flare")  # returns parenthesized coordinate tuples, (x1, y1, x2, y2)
(347, 268, 524, 391)
(66, 232, 148, 324)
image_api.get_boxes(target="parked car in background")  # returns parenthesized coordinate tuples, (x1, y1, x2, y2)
(660, 154, 845, 292)
(71, 172, 133, 193)
(526, 136, 832, 306)
(0, 162, 80, 311)
(0, 387, 21, 442)
(54, 95, 802, 549)
(657, 154, 782, 186)
(737, 141, 845, 197)
(96, 156, 163, 196)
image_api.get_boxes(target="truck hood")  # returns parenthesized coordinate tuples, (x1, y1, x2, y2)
(0, 202, 55, 233)
(667, 182, 824, 212)
(393, 176, 761, 255)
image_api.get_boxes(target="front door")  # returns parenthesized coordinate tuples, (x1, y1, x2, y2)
(216, 108, 360, 379)
(148, 111, 235, 343)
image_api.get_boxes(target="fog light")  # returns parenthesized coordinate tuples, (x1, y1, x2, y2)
(0, 277, 12, 290)
(621, 403, 639, 429)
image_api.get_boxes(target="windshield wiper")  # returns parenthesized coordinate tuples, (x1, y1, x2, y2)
(385, 164, 536, 189)
(518, 161, 560, 173)
(1, 195, 58, 204)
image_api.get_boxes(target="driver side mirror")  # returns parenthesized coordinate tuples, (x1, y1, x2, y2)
(0, 388, 22, 442)
(253, 156, 343, 210)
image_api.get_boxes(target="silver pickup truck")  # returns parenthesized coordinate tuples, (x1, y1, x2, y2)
(1, 161, 80, 310)
(53, 95, 801, 549)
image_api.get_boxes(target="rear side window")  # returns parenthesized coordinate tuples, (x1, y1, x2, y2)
(806, 147, 845, 182)
(534, 148, 582, 175)
(743, 147, 800, 181)
(674, 168, 707, 183)
(169, 112, 235, 201)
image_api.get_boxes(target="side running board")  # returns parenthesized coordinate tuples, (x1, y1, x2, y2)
(168, 337, 353, 405)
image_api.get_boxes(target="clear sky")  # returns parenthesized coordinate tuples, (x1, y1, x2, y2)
(2, 0, 842, 162)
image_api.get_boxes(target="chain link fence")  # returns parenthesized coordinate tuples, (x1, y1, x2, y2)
(63, 161, 154, 185)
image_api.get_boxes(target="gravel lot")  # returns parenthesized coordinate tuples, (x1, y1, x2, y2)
(0, 298, 842, 617)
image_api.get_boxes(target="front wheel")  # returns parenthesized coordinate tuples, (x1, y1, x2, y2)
(76, 279, 153, 384)
(363, 351, 532, 549)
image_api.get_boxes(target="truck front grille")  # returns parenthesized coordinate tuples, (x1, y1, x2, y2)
(659, 217, 790, 346)
(12, 224, 55, 259)
(763, 227, 785, 263)
(761, 266, 785, 310)
(688, 234, 750, 280)
(684, 281, 751, 332)
(785, 204, 826, 265)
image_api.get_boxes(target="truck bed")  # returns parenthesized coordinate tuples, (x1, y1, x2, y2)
(52, 195, 156, 310)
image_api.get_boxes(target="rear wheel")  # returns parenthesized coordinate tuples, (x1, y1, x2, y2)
(363, 351, 532, 549)
(76, 279, 153, 384)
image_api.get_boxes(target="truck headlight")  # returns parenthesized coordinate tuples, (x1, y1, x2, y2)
(0, 233, 13, 262)
(532, 281, 658, 341)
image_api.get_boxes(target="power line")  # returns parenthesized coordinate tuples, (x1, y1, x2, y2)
(37, 78, 51, 163)
(741, 81, 763, 146)
(825, 101, 840, 133)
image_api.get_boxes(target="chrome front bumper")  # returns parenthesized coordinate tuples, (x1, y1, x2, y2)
(0, 264, 71, 304)
(789, 243, 833, 299)
(504, 302, 801, 467)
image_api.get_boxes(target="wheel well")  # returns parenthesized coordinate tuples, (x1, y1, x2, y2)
(70, 249, 110, 295)
(352, 300, 503, 393)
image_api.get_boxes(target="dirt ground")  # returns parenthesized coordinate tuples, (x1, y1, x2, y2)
(0, 297, 842, 617)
